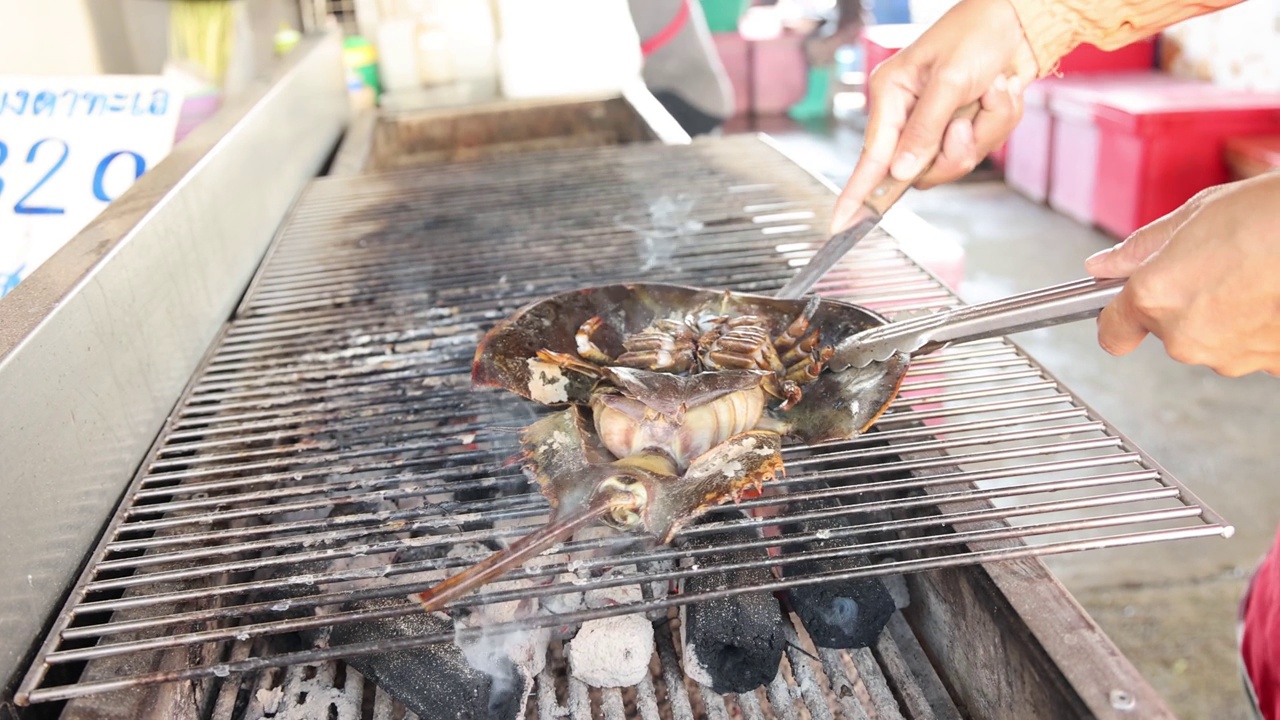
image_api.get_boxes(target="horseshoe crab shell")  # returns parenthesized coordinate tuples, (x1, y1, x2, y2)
(472, 283, 911, 442)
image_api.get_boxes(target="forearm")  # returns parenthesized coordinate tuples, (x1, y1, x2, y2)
(1005, 0, 1247, 76)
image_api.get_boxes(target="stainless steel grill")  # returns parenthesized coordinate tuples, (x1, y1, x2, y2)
(15, 133, 1230, 715)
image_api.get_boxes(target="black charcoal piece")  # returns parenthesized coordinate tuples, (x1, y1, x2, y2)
(321, 598, 523, 720)
(780, 496, 896, 649)
(677, 512, 786, 694)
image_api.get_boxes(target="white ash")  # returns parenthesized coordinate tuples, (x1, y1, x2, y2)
(678, 616, 715, 688)
(882, 572, 911, 610)
(567, 614, 655, 688)
(253, 686, 284, 715)
(539, 571, 585, 616)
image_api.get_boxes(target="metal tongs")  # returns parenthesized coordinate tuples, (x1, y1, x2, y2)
(829, 276, 1126, 371)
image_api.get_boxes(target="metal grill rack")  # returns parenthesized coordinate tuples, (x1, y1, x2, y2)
(16, 134, 1231, 708)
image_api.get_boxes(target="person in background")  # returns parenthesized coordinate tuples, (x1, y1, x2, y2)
(830, 0, 1278, 716)
(627, 0, 736, 136)
(800, 0, 866, 75)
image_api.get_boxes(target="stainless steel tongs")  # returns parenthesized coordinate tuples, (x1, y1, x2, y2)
(829, 277, 1127, 370)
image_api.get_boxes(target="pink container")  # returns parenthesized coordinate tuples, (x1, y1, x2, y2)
(1043, 72, 1183, 226)
(1052, 79, 1280, 238)
(749, 32, 807, 115)
(1005, 80, 1055, 202)
(711, 32, 751, 116)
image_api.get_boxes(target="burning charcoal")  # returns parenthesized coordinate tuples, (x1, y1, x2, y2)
(566, 614, 656, 688)
(779, 495, 897, 649)
(567, 559, 657, 688)
(677, 512, 786, 694)
(320, 597, 523, 720)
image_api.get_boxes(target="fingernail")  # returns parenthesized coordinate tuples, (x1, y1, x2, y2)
(1084, 248, 1110, 271)
(993, 74, 1008, 92)
(1008, 75, 1024, 96)
(890, 152, 921, 181)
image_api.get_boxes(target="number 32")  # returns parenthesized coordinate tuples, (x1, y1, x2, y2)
(0, 139, 147, 215)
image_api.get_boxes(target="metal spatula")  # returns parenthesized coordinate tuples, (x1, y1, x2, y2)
(829, 276, 1126, 370)
(775, 102, 982, 300)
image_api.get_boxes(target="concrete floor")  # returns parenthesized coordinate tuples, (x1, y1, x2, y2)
(733, 116, 1280, 720)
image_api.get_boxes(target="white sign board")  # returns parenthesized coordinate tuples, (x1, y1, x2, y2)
(0, 75, 184, 298)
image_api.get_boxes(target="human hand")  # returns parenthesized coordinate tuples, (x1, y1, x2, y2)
(830, 0, 1040, 233)
(1085, 173, 1280, 377)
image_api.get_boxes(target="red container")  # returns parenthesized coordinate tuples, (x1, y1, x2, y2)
(1050, 79, 1280, 237)
(711, 32, 751, 116)
(860, 24, 925, 111)
(1036, 72, 1179, 220)
(863, 26, 1152, 184)
(862, 25, 1154, 93)
(1056, 36, 1156, 74)
(1225, 135, 1280, 180)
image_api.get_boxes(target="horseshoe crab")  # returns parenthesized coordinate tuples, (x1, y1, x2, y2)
(412, 283, 910, 612)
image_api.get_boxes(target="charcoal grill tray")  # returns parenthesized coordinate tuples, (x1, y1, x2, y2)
(14, 133, 1231, 710)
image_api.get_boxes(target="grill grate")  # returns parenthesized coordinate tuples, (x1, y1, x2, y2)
(17, 134, 1230, 709)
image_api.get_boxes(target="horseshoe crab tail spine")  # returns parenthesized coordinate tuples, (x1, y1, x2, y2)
(410, 494, 626, 613)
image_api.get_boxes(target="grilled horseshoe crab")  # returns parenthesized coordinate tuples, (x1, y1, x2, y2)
(413, 284, 910, 612)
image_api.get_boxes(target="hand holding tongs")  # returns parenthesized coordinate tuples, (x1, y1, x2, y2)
(828, 276, 1127, 371)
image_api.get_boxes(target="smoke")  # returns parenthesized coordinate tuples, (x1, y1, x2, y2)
(448, 542, 551, 713)
(616, 194, 704, 272)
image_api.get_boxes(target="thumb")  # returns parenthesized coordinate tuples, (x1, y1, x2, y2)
(1084, 207, 1189, 279)
(1096, 289, 1150, 356)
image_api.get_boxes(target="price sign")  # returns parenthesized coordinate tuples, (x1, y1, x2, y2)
(0, 75, 185, 298)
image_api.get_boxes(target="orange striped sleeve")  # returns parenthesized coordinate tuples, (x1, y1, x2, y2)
(1005, 0, 1249, 76)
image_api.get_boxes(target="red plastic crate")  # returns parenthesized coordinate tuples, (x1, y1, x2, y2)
(1050, 79, 1280, 237)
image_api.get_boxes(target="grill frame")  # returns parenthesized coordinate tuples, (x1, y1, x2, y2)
(3, 82, 1220, 719)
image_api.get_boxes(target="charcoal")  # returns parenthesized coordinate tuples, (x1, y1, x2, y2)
(264, 550, 525, 719)
(677, 512, 785, 694)
(304, 597, 523, 720)
(780, 496, 896, 649)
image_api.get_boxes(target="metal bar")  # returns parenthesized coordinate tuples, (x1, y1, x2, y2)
(655, 622, 696, 720)
(873, 630, 937, 720)
(79, 481, 1173, 597)
(72, 498, 1198, 623)
(850, 648, 907, 720)
(47, 508, 1210, 663)
(818, 649, 873, 720)
(781, 617, 836, 720)
(601, 687, 627, 720)
(635, 674, 663, 720)
(883, 614, 964, 720)
(765, 673, 801, 720)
